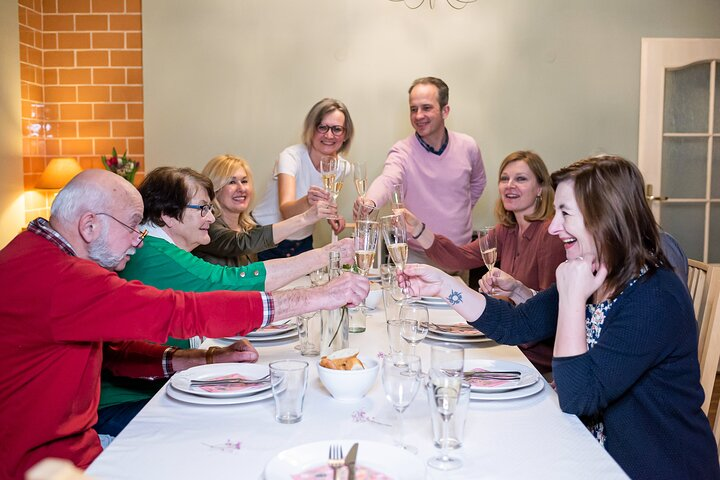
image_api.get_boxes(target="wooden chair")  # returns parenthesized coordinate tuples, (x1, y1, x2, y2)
(696, 264, 720, 420)
(688, 259, 710, 320)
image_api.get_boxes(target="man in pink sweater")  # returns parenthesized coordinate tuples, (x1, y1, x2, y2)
(355, 77, 487, 265)
(0, 169, 367, 480)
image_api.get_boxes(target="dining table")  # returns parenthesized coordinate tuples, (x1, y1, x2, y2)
(86, 278, 629, 479)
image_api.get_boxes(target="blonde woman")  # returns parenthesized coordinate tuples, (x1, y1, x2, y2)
(193, 154, 337, 266)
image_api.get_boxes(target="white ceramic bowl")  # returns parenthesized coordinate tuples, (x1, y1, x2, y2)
(365, 283, 383, 309)
(317, 356, 379, 402)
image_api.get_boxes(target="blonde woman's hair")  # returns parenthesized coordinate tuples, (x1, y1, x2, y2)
(202, 154, 257, 232)
(494, 150, 554, 227)
(301, 98, 354, 155)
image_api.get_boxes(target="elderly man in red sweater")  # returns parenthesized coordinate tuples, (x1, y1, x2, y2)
(0, 169, 368, 480)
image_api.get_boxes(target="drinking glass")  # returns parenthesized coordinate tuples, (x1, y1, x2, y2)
(390, 183, 405, 212)
(319, 156, 337, 194)
(382, 353, 422, 453)
(381, 213, 413, 301)
(353, 161, 367, 196)
(269, 360, 309, 424)
(356, 199, 378, 222)
(479, 226, 497, 275)
(430, 343, 465, 378)
(399, 304, 429, 356)
(426, 375, 471, 470)
(296, 311, 321, 356)
(354, 220, 379, 315)
(309, 267, 329, 287)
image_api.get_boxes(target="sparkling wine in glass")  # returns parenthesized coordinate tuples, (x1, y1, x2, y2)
(399, 304, 429, 356)
(479, 227, 497, 274)
(319, 156, 337, 194)
(381, 214, 408, 270)
(382, 353, 422, 453)
(353, 161, 367, 196)
(390, 183, 405, 212)
(354, 220, 379, 313)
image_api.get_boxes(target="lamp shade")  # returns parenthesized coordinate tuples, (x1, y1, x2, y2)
(35, 157, 83, 190)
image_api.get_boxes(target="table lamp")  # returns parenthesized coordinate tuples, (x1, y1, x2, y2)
(35, 157, 83, 190)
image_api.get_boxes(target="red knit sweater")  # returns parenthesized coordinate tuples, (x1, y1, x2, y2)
(0, 232, 266, 479)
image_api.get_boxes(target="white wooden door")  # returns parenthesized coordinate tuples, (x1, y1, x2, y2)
(638, 38, 720, 262)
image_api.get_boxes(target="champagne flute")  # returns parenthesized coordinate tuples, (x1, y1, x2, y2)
(426, 373, 467, 471)
(382, 353, 422, 453)
(381, 213, 411, 302)
(390, 183, 405, 212)
(319, 156, 337, 194)
(329, 164, 345, 203)
(353, 161, 367, 196)
(354, 220, 379, 313)
(399, 304, 429, 356)
(479, 227, 498, 295)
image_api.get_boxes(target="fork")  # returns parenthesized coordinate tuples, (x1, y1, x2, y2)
(463, 370, 521, 380)
(190, 373, 270, 386)
(328, 444, 344, 480)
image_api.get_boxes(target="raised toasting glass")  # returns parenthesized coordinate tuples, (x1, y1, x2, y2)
(353, 160, 367, 196)
(353, 220, 379, 318)
(381, 213, 412, 301)
(479, 227, 498, 294)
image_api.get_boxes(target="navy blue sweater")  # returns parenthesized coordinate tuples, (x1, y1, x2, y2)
(474, 268, 719, 479)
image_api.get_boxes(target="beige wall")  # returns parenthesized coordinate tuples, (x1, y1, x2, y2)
(0, 0, 25, 248)
(143, 0, 720, 242)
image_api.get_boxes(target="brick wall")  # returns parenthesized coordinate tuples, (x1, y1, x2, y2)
(19, 0, 144, 223)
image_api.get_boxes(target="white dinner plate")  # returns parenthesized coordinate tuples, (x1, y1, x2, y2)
(470, 377, 545, 401)
(426, 332, 492, 344)
(223, 329, 299, 343)
(464, 359, 539, 393)
(245, 322, 297, 337)
(170, 363, 271, 398)
(166, 384, 273, 405)
(263, 440, 425, 480)
(428, 322, 485, 339)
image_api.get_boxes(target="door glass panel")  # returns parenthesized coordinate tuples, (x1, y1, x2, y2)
(713, 138, 720, 196)
(661, 137, 707, 198)
(711, 204, 720, 263)
(661, 203, 704, 260)
(664, 62, 710, 133)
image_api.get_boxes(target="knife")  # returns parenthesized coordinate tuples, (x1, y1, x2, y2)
(345, 443, 359, 480)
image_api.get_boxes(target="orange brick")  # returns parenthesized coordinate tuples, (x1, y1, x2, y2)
(109, 14, 141, 31)
(126, 67, 143, 84)
(28, 84, 43, 102)
(44, 50, 74, 67)
(44, 14, 74, 31)
(93, 67, 124, 84)
(27, 46, 42, 66)
(78, 157, 95, 169)
(58, 32, 91, 49)
(46, 139, 60, 156)
(112, 86, 143, 102)
(43, 33, 58, 49)
(42, 0, 57, 14)
(91, 0, 123, 13)
(59, 68, 92, 84)
(19, 0, 34, 9)
(44, 69, 58, 85)
(110, 50, 142, 67)
(126, 0, 141, 13)
(35, 31, 43, 48)
(23, 156, 32, 173)
(62, 138, 93, 155)
(30, 156, 45, 173)
(76, 14, 108, 31)
(19, 26, 34, 46)
(93, 32, 123, 48)
(26, 10, 41, 29)
(94, 103, 125, 119)
(77, 50, 109, 66)
(112, 120, 143, 137)
(19, 45, 28, 63)
(58, 0, 90, 13)
(25, 174, 41, 191)
(22, 101, 33, 118)
(20, 64, 35, 83)
(46, 86, 77, 102)
(48, 121, 78, 138)
(128, 138, 144, 154)
(127, 104, 143, 120)
(18, 6, 27, 24)
(60, 103, 93, 120)
(78, 85, 110, 101)
(96, 138, 126, 155)
(79, 121, 111, 137)
(126, 32, 142, 49)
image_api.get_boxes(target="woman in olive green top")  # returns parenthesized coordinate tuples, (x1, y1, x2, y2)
(193, 154, 338, 266)
(97, 166, 354, 437)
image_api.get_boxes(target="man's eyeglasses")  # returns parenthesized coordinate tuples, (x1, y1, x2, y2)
(95, 213, 148, 242)
(316, 124, 346, 136)
(186, 204, 212, 217)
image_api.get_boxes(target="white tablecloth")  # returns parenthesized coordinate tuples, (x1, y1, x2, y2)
(87, 289, 628, 479)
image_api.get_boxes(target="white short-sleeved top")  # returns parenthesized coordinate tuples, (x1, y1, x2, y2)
(253, 144, 348, 240)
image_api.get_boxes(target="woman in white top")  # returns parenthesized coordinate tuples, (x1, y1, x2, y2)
(253, 98, 354, 260)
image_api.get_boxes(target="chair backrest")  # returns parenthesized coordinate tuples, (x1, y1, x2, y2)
(689, 259, 710, 320)
(697, 264, 720, 418)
